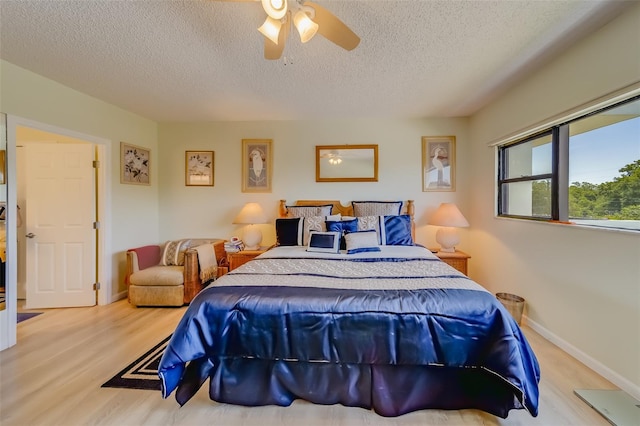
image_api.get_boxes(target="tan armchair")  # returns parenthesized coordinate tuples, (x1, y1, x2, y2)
(125, 239, 227, 307)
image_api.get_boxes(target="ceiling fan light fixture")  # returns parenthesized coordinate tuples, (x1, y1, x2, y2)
(258, 16, 282, 45)
(262, 0, 287, 20)
(293, 10, 318, 43)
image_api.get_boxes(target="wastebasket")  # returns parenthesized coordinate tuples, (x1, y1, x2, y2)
(496, 292, 525, 325)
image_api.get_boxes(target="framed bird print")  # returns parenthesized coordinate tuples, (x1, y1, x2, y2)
(422, 136, 455, 192)
(242, 139, 272, 193)
(185, 150, 214, 186)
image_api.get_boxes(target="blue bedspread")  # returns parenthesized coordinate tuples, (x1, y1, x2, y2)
(158, 246, 540, 417)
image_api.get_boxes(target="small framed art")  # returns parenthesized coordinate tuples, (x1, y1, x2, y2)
(120, 142, 150, 185)
(242, 139, 272, 193)
(185, 151, 214, 186)
(0, 150, 5, 185)
(422, 136, 455, 192)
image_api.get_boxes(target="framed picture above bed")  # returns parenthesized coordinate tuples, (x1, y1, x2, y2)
(185, 151, 214, 186)
(422, 136, 456, 192)
(242, 139, 272, 193)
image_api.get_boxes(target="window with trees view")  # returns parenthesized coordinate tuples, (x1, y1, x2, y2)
(498, 95, 640, 231)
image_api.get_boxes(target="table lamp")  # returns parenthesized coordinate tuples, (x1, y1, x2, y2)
(233, 202, 268, 250)
(429, 202, 469, 253)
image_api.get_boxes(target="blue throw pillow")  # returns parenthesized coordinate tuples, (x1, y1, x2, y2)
(382, 215, 413, 246)
(326, 218, 358, 250)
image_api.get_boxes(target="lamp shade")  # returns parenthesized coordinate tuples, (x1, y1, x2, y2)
(429, 203, 469, 228)
(293, 10, 318, 43)
(233, 202, 267, 225)
(262, 0, 287, 20)
(258, 16, 282, 45)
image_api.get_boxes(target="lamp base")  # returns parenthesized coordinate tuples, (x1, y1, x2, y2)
(242, 225, 263, 250)
(435, 227, 459, 253)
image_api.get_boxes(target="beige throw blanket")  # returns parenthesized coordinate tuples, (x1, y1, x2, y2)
(195, 243, 218, 283)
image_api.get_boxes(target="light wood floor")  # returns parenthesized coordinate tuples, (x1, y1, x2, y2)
(0, 299, 615, 426)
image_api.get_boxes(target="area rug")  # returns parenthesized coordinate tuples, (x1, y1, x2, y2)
(17, 312, 43, 323)
(101, 335, 171, 391)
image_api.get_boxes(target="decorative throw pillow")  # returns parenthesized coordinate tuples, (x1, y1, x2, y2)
(287, 205, 333, 218)
(161, 239, 191, 266)
(306, 231, 341, 253)
(352, 201, 402, 217)
(355, 215, 413, 245)
(326, 218, 358, 250)
(356, 216, 381, 243)
(275, 218, 304, 246)
(382, 214, 413, 246)
(277, 215, 341, 246)
(344, 230, 381, 254)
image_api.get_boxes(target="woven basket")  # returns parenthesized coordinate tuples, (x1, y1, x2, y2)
(496, 292, 525, 325)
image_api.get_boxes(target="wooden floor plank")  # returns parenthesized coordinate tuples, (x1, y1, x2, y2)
(0, 299, 613, 425)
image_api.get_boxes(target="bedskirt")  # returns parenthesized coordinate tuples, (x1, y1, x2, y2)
(196, 357, 526, 418)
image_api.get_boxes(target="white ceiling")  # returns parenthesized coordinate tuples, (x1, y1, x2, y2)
(0, 0, 633, 122)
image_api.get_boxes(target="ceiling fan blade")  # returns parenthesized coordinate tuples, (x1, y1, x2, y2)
(304, 1, 360, 51)
(264, 17, 288, 60)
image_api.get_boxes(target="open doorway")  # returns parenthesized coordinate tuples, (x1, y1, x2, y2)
(0, 115, 112, 351)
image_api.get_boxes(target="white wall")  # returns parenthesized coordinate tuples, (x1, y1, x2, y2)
(0, 60, 160, 298)
(157, 118, 471, 249)
(469, 3, 640, 398)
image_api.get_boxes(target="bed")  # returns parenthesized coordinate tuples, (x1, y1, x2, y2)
(158, 200, 540, 418)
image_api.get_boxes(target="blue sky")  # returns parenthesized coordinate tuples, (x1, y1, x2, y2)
(569, 117, 640, 184)
(534, 116, 640, 185)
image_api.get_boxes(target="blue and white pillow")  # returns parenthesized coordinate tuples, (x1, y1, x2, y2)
(356, 215, 413, 246)
(344, 230, 381, 254)
(352, 201, 402, 217)
(275, 218, 304, 246)
(325, 218, 358, 250)
(286, 205, 333, 218)
(276, 215, 341, 246)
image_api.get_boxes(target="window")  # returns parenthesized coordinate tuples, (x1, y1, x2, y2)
(498, 96, 640, 231)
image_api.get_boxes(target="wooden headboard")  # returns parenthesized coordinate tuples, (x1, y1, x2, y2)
(279, 199, 416, 240)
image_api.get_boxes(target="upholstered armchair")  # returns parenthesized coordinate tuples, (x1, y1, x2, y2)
(125, 239, 227, 307)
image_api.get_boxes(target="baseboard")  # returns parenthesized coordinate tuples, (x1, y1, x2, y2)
(524, 314, 640, 401)
(110, 290, 128, 304)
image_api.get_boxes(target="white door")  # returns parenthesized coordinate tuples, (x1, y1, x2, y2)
(25, 143, 96, 308)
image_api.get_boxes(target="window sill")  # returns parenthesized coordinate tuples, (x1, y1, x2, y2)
(495, 215, 640, 235)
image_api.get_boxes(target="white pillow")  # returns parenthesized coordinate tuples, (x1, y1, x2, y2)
(344, 231, 380, 254)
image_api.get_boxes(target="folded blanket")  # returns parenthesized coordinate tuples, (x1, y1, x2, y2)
(195, 243, 218, 283)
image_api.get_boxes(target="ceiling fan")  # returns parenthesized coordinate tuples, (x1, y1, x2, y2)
(216, 0, 360, 59)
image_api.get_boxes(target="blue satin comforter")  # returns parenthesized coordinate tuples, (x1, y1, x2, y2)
(158, 246, 540, 418)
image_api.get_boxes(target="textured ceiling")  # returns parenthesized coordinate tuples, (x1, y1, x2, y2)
(0, 1, 633, 122)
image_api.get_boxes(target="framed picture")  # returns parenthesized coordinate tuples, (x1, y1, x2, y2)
(422, 136, 456, 192)
(0, 150, 5, 185)
(242, 139, 272, 193)
(120, 142, 150, 185)
(185, 151, 214, 186)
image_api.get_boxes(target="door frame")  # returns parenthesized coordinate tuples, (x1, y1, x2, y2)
(0, 115, 112, 350)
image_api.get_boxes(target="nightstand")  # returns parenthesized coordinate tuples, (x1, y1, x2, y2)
(228, 248, 267, 271)
(430, 249, 470, 275)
